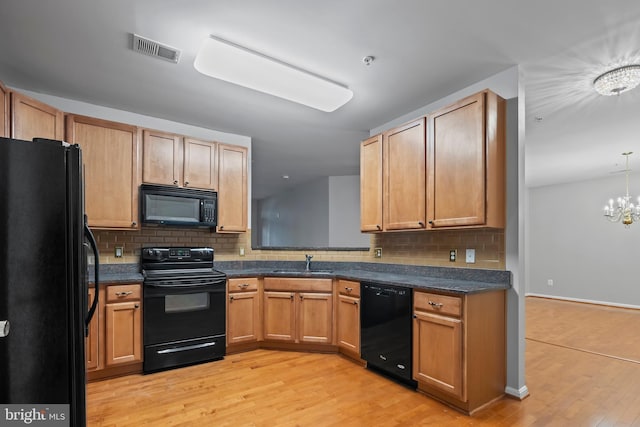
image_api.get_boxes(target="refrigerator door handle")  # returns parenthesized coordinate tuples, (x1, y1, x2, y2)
(0, 320, 9, 338)
(84, 222, 100, 331)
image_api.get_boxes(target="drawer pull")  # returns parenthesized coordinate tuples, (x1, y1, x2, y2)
(428, 300, 443, 308)
(345, 287, 353, 292)
(115, 291, 133, 297)
(238, 283, 249, 289)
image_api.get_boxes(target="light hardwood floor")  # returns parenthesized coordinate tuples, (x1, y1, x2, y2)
(87, 297, 640, 426)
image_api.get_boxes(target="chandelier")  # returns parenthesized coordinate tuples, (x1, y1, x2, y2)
(604, 152, 640, 227)
(593, 65, 640, 96)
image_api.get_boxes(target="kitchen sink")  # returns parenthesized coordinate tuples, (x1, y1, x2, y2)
(271, 269, 334, 275)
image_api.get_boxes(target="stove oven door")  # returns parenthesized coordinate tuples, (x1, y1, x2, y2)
(143, 281, 226, 373)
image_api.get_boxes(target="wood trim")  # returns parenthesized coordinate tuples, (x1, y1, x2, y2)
(0, 80, 8, 137)
(360, 134, 383, 232)
(484, 90, 506, 228)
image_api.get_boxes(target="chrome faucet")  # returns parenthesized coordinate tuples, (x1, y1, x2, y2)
(305, 254, 313, 271)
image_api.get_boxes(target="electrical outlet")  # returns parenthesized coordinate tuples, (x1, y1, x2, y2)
(114, 246, 123, 258)
(239, 247, 245, 256)
(465, 248, 476, 263)
(374, 247, 382, 258)
(449, 249, 457, 262)
(547, 279, 554, 287)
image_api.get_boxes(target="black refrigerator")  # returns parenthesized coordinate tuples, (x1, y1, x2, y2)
(0, 137, 99, 427)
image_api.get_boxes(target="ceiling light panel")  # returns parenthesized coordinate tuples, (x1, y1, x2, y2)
(194, 36, 353, 112)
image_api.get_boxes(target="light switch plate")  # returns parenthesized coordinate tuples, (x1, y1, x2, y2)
(465, 248, 476, 263)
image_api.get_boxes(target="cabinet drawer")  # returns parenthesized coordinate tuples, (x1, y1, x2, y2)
(264, 277, 332, 292)
(337, 280, 360, 297)
(228, 277, 259, 293)
(106, 284, 141, 302)
(414, 291, 461, 317)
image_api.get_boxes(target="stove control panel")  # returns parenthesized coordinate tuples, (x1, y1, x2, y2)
(142, 247, 214, 264)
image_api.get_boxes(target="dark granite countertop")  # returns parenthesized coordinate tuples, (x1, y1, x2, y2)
(217, 261, 511, 295)
(91, 261, 511, 294)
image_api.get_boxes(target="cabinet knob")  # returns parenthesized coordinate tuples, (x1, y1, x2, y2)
(428, 220, 434, 225)
(428, 300, 444, 308)
(290, 294, 294, 301)
(219, 225, 224, 230)
(131, 221, 137, 226)
(353, 301, 358, 306)
(115, 291, 133, 297)
(230, 295, 234, 301)
(134, 304, 139, 309)
(173, 180, 178, 185)
(412, 314, 417, 319)
(345, 287, 353, 292)
(376, 224, 381, 230)
(418, 221, 425, 228)
(184, 181, 189, 186)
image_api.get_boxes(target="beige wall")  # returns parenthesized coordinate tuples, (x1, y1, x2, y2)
(94, 228, 504, 269)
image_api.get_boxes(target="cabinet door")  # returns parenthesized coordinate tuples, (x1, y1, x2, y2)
(10, 91, 64, 141)
(0, 80, 8, 137)
(360, 134, 383, 232)
(383, 118, 426, 231)
(413, 311, 463, 399)
(228, 291, 260, 344)
(183, 138, 218, 190)
(217, 143, 248, 232)
(298, 292, 333, 344)
(429, 92, 486, 227)
(263, 291, 295, 342)
(105, 301, 142, 366)
(142, 129, 183, 186)
(86, 288, 99, 370)
(337, 294, 360, 353)
(66, 115, 140, 229)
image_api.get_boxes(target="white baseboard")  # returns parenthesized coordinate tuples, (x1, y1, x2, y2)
(505, 385, 529, 400)
(526, 293, 640, 310)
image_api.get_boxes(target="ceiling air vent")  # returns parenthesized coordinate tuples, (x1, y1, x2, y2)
(132, 34, 181, 64)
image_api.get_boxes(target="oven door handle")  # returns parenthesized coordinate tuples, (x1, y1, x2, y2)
(156, 341, 217, 354)
(144, 281, 226, 288)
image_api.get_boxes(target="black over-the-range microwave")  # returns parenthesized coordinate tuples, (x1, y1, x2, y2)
(140, 184, 217, 228)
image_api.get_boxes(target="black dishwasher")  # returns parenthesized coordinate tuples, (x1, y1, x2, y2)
(361, 282, 416, 388)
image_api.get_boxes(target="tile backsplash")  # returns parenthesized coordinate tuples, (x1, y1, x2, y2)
(94, 227, 504, 270)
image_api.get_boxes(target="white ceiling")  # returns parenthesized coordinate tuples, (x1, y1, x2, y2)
(1, 1, 640, 198)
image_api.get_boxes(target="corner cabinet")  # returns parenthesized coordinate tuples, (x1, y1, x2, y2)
(227, 278, 261, 349)
(0, 80, 8, 137)
(10, 91, 64, 141)
(86, 283, 143, 381)
(217, 143, 248, 233)
(360, 135, 383, 232)
(412, 289, 505, 414)
(427, 90, 505, 229)
(66, 114, 141, 229)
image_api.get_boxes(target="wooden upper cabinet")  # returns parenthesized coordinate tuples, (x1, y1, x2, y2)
(0, 80, 8, 137)
(383, 118, 426, 231)
(142, 130, 218, 190)
(217, 143, 248, 232)
(11, 91, 64, 141)
(428, 90, 505, 229)
(66, 114, 141, 229)
(183, 137, 218, 190)
(142, 129, 183, 186)
(360, 134, 383, 232)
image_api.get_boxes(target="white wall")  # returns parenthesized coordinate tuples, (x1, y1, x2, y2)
(528, 173, 640, 308)
(328, 176, 370, 247)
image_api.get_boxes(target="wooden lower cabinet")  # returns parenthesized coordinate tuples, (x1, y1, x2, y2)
(336, 280, 360, 356)
(87, 283, 143, 381)
(412, 289, 505, 414)
(227, 278, 261, 347)
(263, 278, 333, 346)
